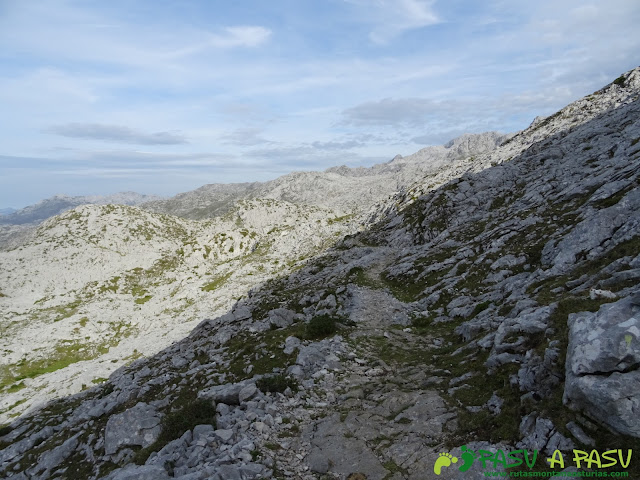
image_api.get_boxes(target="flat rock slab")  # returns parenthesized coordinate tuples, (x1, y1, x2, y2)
(306, 413, 389, 480)
(344, 285, 410, 330)
(104, 402, 163, 455)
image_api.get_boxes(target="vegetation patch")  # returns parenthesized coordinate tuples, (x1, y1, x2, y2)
(134, 295, 152, 305)
(305, 314, 338, 339)
(470, 301, 491, 318)
(223, 324, 304, 379)
(592, 181, 638, 209)
(98, 276, 120, 294)
(135, 398, 216, 465)
(201, 272, 233, 292)
(0, 322, 134, 390)
(256, 374, 298, 393)
(613, 75, 626, 87)
(489, 195, 506, 210)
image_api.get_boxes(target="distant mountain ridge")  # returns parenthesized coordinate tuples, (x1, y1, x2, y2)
(0, 192, 162, 226)
(142, 131, 510, 219)
(0, 133, 508, 229)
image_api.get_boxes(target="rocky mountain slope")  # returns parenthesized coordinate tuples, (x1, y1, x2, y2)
(0, 132, 508, 423)
(0, 67, 639, 480)
(0, 198, 362, 420)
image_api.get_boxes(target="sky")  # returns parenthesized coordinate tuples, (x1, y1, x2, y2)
(1, 0, 639, 208)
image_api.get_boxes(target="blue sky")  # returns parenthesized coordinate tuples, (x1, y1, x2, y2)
(1, 0, 639, 208)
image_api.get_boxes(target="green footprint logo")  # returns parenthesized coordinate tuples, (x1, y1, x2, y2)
(433, 452, 458, 475)
(459, 445, 476, 472)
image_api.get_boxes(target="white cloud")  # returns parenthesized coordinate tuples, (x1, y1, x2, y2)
(311, 140, 363, 150)
(0, 2, 271, 71)
(346, 0, 440, 44)
(342, 98, 453, 126)
(221, 128, 273, 146)
(210, 26, 272, 48)
(46, 123, 188, 145)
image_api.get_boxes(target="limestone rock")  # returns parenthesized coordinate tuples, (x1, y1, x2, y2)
(104, 403, 163, 455)
(564, 297, 640, 437)
(103, 464, 171, 480)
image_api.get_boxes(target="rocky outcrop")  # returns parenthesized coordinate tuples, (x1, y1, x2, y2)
(564, 297, 640, 436)
(104, 402, 163, 455)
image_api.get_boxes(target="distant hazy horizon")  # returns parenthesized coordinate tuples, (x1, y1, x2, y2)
(1, 0, 639, 208)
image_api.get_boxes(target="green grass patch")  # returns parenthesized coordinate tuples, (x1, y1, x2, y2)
(134, 295, 152, 305)
(6, 381, 26, 393)
(592, 182, 638, 209)
(383, 459, 408, 478)
(0, 322, 133, 389)
(489, 195, 506, 210)
(470, 301, 491, 318)
(38, 299, 83, 323)
(223, 324, 305, 379)
(328, 213, 355, 224)
(98, 276, 120, 294)
(201, 272, 233, 292)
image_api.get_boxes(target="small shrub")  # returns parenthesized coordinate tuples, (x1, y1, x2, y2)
(305, 314, 337, 339)
(471, 301, 491, 317)
(489, 195, 506, 210)
(134, 398, 216, 464)
(613, 75, 626, 87)
(256, 374, 298, 394)
(161, 399, 216, 441)
(411, 315, 432, 329)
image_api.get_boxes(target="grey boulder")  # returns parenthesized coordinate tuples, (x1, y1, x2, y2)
(564, 296, 640, 437)
(104, 402, 163, 455)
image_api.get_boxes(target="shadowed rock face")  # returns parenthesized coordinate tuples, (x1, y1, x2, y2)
(0, 67, 639, 479)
